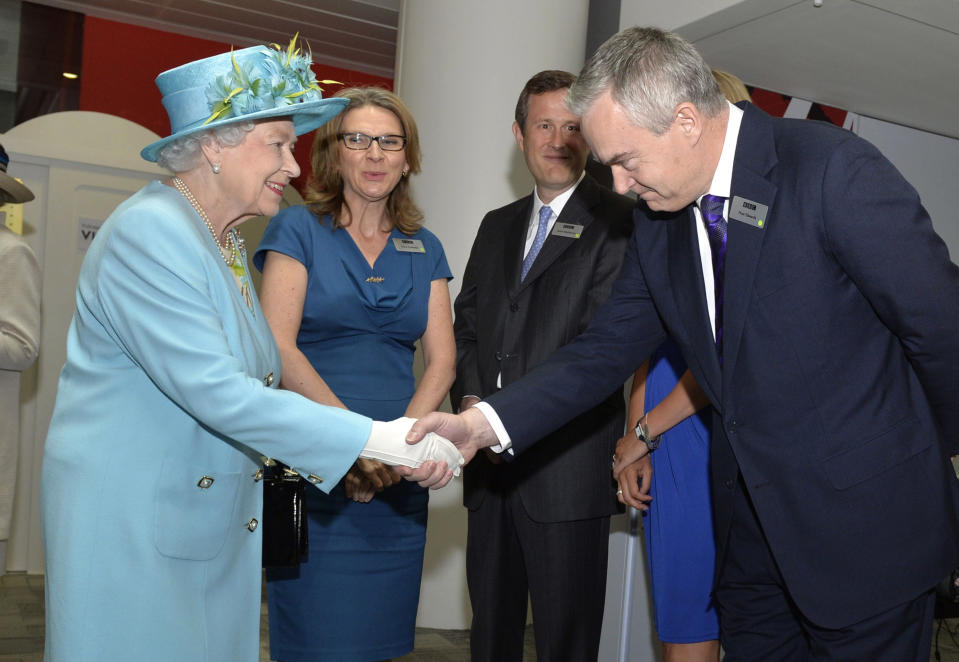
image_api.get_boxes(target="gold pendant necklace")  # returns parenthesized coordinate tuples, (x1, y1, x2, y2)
(171, 176, 237, 267)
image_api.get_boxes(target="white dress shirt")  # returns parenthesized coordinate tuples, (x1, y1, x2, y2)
(523, 171, 586, 259)
(695, 101, 743, 336)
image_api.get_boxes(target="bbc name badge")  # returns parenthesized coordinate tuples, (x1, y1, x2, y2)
(392, 237, 426, 253)
(729, 196, 768, 229)
(552, 222, 584, 239)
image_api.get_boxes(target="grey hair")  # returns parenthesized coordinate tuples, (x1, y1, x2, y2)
(568, 26, 725, 135)
(156, 121, 257, 172)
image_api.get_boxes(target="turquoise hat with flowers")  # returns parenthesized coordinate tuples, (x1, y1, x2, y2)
(141, 36, 348, 162)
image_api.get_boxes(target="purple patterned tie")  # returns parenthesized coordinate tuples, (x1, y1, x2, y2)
(701, 194, 727, 361)
(522, 205, 552, 281)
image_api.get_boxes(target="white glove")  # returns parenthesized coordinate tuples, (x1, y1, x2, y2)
(361, 417, 464, 477)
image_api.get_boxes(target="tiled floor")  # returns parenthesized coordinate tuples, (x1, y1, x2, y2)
(3, 572, 958, 661)
(935, 617, 959, 662)
(0, 574, 43, 662)
(0, 573, 536, 662)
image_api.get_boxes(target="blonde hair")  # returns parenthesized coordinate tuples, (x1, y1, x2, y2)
(712, 69, 752, 104)
(305, 87, 423, 235)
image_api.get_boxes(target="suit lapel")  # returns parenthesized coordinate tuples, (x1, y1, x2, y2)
(721, 106, 778, 389)
(667, 208, 722, 405)
(504, 196, 533, 300)
(517, 176, 598, 292)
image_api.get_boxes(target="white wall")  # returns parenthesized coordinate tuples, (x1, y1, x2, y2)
(620, 0, 959, 250)
(619, 0, 742, 31)
(395, 0, 592, 630)
(855, 116, 959, 263)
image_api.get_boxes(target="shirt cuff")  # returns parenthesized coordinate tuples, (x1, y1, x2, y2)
(472, 401, 512, 453)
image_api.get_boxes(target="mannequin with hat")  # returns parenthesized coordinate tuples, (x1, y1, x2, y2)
(40, 39, 460, 662)
(0, 144, 40, 574)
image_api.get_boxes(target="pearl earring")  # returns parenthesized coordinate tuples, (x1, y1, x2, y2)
(212, 162, 221, 174)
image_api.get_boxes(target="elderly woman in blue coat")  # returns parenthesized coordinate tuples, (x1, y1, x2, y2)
(40, 40, 461, 662)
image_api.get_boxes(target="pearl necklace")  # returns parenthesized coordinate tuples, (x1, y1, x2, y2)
(172, 176, 237, 267)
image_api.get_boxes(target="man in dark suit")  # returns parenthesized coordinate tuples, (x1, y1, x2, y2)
(451, 70, 633, 662)
(412, 27, 959, 661)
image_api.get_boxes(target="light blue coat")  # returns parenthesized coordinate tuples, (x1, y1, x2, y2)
(41, 181, 371, 662)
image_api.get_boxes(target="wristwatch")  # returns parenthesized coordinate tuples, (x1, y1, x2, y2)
(634, 413, 662, 453)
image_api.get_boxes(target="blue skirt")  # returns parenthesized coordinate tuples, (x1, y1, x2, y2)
(642, 341, 720, 644)
(266, 396, 428, 661)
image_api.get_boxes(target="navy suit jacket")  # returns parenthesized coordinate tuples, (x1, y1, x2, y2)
(452, 174, 633, 522)
(486, 103, 959, 628)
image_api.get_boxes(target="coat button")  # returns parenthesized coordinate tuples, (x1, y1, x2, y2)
(307, 474, 323, 484)
(724, 479, 735, 490)
(253, 469, 264, 482)
(495, 351, 503, 361)
(197, 476, 214, 489)
(247, 518, 258, 532)
(264, 372, 274, 387)
(509, 302, 519, 312)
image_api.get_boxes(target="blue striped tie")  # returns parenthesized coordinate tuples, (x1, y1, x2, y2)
(522, 205, 552, 281)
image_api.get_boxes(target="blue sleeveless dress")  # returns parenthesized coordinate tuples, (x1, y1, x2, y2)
(253, 206, 452, 661)
(642, 339, 720, 643)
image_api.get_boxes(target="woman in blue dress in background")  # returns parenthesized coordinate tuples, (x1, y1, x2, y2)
(616, 340, 719, 662)
(255, 87, 456, 662)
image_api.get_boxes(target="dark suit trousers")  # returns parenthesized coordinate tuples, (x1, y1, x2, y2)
(716, 476, 936, 661)
(466, 467, 610, 662)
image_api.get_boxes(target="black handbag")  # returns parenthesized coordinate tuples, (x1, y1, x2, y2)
(261, 460, 308, 568)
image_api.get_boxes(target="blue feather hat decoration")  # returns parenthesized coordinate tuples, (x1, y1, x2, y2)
(141, 35, 347, 162)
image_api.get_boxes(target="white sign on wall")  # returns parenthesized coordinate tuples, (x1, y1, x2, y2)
(78, 217, 101, 252)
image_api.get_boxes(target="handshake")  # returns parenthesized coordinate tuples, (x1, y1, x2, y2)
(360, 417, 464, 488)
(360, 409, 500, 489)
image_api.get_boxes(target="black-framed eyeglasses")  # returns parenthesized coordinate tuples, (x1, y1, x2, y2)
(338, 132, 407, 151)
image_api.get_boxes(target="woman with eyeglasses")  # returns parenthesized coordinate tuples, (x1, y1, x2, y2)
(255, 86, 455, 662)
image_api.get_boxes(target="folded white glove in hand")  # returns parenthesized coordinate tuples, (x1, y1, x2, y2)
(361, 417, 464, 477)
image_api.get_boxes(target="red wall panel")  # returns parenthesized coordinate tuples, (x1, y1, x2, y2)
(78, 16, 393, 192)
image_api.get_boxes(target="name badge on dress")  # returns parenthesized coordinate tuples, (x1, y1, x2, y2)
(551, 222, 584, 239)
(392, 237, 425, 253)
(729, 196, 769, 228)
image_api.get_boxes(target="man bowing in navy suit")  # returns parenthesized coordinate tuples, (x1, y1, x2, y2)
(409, 26, 959, 661)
